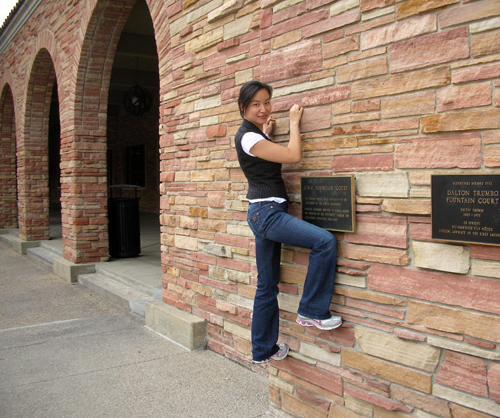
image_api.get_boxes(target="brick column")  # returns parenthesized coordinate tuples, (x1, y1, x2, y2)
(0, 85, 17, 229)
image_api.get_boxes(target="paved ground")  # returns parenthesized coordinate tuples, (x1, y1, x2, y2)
(0, 241, 269, 418)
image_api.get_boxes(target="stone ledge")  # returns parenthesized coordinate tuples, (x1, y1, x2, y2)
(145, 301, 207, 351)
(10, 236, 40, 255)
(53, 257, 95, 283)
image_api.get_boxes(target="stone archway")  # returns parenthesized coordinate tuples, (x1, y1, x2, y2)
(18, 49, 57, 242)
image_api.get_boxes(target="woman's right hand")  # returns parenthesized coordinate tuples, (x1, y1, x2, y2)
(290, 104, 303, 126)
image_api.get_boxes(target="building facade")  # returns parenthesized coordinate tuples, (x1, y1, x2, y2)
(1, 0, 500, 416)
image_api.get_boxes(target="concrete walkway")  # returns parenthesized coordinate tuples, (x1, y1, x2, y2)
(0, 241, 269, 418)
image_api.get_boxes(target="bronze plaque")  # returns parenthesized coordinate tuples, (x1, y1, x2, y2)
(431, 174, 500, 246)
(301, 176, 355, 233)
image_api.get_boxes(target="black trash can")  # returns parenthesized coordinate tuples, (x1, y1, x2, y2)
(108, 185, 141, 258)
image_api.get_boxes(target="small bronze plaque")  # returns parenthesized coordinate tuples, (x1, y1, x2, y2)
(301, 176, 355, 233)
(431, 174, 500, 246)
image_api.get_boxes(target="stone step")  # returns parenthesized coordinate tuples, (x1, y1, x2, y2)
(78, 272, 155, 317)
(96, 263, 162, 300)
(27, 246, 60, 269)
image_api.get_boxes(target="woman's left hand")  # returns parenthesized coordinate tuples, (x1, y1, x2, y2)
(263, 116, 276, 136)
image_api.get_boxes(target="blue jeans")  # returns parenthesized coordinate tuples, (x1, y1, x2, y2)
(247, 201, 337, 362)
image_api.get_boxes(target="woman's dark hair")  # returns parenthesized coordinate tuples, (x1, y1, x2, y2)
(238, 81, 273, 118)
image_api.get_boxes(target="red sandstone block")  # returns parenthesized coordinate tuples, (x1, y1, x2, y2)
(389, 27, 469, 73)
(489, 363, 500, 403)
(303, 8, 360, 38)
(207, 125, 226, 138)
(272, 1, 308, 25)
(300, 106, 332, 132)
(439, 0, 499, 28)
(274, 356, 343, 395)
(217, 257, 251, 272)
(302, 86, 350, 107)
(345, 384, 413, 413)
(215, 233, 249, 248)
(452, 63, 500, 84)
(361, 0, 396, 12)
(436, 351, 488, 397)
(332, 154, 394, 173)
(470, 244, 500, 261)
(262, 9, 328, 41)
(368, 264, 500, 315)
(261, 40, 322, 83)
(344, 213, 409, 249)
(395, 133, 481, 169)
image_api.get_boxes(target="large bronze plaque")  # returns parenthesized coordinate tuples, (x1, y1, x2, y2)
(431, 174, 500, 246)
(301, 176, 355, 233)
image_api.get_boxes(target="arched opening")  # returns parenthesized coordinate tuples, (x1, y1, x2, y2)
(0, 84, 17, 230)
(107, 0, 160, 264)
(19, 49, 56, 241)
(48, 81, 62, 240)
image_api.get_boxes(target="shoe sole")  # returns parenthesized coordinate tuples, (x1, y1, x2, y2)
(296, 318, 342, 331)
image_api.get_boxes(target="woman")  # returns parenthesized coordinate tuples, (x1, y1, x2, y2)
(234, 81, 342, 364)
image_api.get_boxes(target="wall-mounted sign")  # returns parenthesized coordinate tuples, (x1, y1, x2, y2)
(301, 176, 355, 233)
(431, 174, 500, 246)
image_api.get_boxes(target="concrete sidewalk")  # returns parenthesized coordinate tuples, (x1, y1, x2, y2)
(0, 241, 269, 418)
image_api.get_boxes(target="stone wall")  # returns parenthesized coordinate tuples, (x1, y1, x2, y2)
(1, 0, 500, 417)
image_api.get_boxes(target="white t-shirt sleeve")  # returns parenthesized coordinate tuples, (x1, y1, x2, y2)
(241, 132, 267, 157)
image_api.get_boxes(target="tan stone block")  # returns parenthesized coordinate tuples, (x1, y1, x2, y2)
(227, 293, 253, 310)
(381, 199, 431, 215)
(471, 259, 500, 279)
(224, 321, 251, 343)
(484, 145, 500, 168)
(174, 235, 198, 251)
(361, 14, 436, 49)
(396, 0, 458, 20)
(413, 241, 470, 274)
(278, 292, 300, 313)
(335, 272, 366, 288)
(428, 336, 500, 361)
(355, 328, 440, 372)
(433, 384, 500, 417)
(282, 391, 329, 418)
(356, 172, 409, 198)
(335, 286, 406, 306)
(344, 393, 373, 417)
(328, 403, 364, 418)
(324, 35, 360, 60)
(271, 29, 301, 49)
(352, 66, 450, 100)
(269, 374, 294, 393)
(342, 349, 432, 393)
(338, 242, 409, 266)
(381, 91, 435, 118)
(299, 342, 341, 366)
(223, 14, 253, 40)
(281, 264, 307, 285)
(437, 82, 491, 112)
(471, 16, 500, 34)
(451, 404, 496, 418)
(185, 27, 223, 53)
(407, 299, 500, 343)
(422, 108, 500, 133)
(337, 57, 387, 83)
(374, 406, 413, 418)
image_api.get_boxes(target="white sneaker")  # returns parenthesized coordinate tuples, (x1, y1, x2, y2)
(253, 343, 289, 364)
(296, 314, 342, 330)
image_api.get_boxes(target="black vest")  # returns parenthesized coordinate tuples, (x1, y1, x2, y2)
(234, 120, 288, 201)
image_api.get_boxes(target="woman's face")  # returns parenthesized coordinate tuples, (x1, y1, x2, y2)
(243, 88, 272, 130)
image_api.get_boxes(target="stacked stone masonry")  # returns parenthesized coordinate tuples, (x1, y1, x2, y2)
(1, 0, 500, 417)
